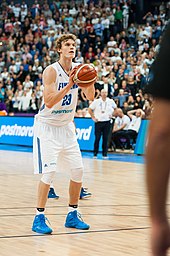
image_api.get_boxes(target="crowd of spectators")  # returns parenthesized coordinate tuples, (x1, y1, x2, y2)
(0, 0, 169, 118)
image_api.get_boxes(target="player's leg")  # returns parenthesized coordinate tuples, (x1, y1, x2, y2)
(64, 123, 90, 229)
(32, 123, 60, 234)
(65, 167, 89, 230)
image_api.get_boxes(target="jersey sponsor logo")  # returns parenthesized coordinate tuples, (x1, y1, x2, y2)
(44, 162, 56, 168)
(76, 126, 92, 140)
(51, 109, 73, 114)
(50, 162, 56, 166)
(0, 124, 33, 137)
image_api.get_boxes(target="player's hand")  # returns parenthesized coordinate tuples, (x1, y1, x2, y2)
(151, 221, 170, 256)
(69, 66, 78, 86)
(78, 77, 97, 89)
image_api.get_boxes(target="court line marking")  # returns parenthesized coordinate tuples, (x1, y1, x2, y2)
(0, 204, 151, 210)
(0, 213, 149, 218)
(0, 227, 149, 239)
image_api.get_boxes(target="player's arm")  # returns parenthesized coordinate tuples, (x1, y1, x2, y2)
(43, 67, 76, 108)
(81, 83, 95, 101)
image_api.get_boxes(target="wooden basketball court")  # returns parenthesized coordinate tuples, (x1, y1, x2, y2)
(0, 149, 168, 256)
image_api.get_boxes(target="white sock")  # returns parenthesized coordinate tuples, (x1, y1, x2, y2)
(68, 206, 79, 213)
(36, 209, 45, 215)
(50, 183, 54, 189)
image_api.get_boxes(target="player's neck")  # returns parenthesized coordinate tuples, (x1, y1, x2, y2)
(58, 58, 72, 73)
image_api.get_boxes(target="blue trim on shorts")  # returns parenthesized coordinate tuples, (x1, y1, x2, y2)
(37, 137, 42, 173)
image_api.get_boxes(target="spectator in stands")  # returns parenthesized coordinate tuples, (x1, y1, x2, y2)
(18, 89, 31, 113)
(74, 51, 84, 64)
(78, 88, 89, 109)
(121, 80, 131, 95)
(100, 75, 114, 98)
(0, 0, 169, 118)
(113, 83, 119, 97)
(122, 101, 131, 115)
(122, 2, 129, 30)
(134, 94, 144, 109)
(114, 88, 127, 108)
(143, 98, 153, 119)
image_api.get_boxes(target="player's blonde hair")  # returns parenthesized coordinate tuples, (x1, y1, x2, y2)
(56, 34, 77, 55)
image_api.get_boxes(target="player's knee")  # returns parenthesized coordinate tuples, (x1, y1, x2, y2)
(70, 168, 83, 183)
(41, 171, 56, 185)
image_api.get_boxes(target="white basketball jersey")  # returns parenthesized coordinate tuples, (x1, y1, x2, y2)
(35, 62, 79, 126)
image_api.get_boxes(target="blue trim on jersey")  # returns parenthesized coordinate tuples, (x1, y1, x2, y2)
(37, 137, 42, 173)
(58, 62, 70, 77)
(39, 104, 45, 111)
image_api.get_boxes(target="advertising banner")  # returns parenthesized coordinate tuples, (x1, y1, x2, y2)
(134, 120, 149, 155)
(0, 117, 34, 146)
(0, 117, 102, 151)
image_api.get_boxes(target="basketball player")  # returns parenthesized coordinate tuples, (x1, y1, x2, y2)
(145, 23, 170, 255)
(32, 34, 95, 234)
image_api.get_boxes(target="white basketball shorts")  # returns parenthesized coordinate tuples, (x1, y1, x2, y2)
(33, 119, 83, 174)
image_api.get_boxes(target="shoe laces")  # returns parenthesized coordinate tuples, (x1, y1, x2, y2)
(45, 217, 51, 226)
(76, 211, 84, 222)
(38, 215, 51, 227)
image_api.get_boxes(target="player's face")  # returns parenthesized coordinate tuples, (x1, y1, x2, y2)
(59, 39, 76, 59)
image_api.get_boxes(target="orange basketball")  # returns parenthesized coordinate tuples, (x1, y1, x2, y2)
(73, 64, 97, 88)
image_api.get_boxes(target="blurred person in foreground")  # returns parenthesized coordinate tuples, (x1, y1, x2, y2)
(145, 23, 170, 256)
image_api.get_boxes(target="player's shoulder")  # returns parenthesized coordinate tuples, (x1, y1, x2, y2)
(43, 63, 58, 82)
(43, 62, 58, 75)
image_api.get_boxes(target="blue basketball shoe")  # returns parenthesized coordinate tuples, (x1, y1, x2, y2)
(48, 188, 59, 199)
(32, 214, 53, 234)
(80, 187, 92, 199)
(65, 210, 90, 230)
